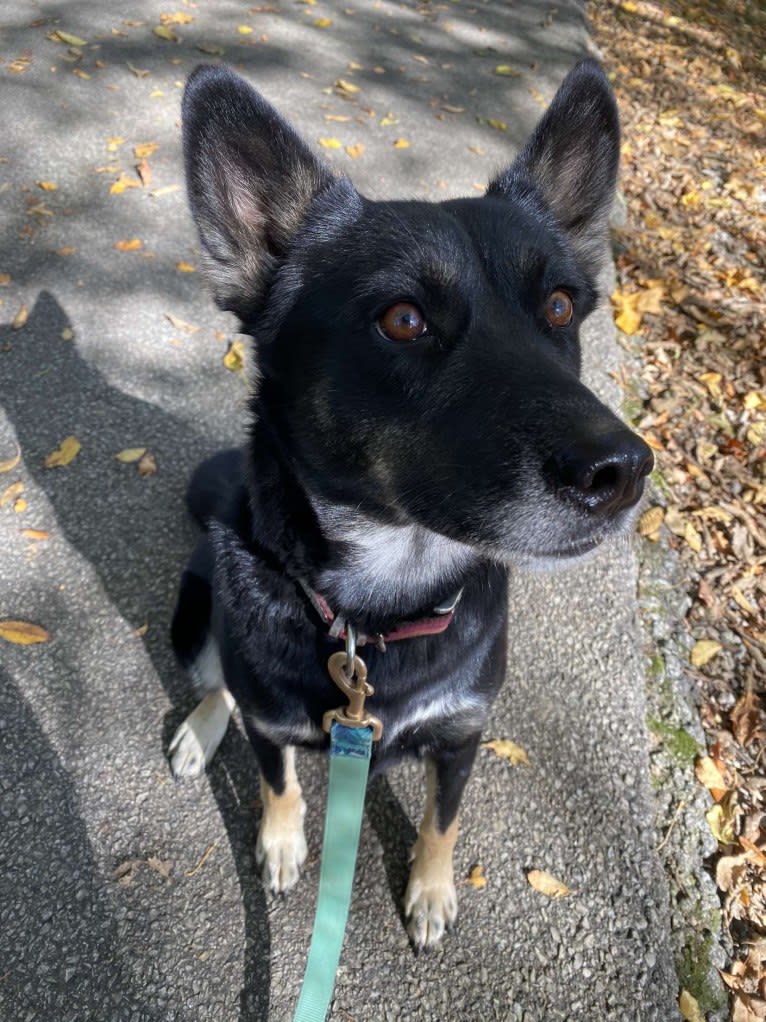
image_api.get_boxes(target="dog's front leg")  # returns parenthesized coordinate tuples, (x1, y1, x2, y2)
(246, 728, 308, 893)
(404, 733, 481, 949)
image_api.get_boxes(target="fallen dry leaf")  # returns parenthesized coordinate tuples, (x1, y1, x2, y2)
(393, 138, 410, 149)
(0, 620, 50, 645)
(165, 313, 199, 333)
(223, 338, 246, 372)
(638, 505, 664, 536)
(0, 481, 24, 508)
(0, 273, 10, 285)
(37, 180, 57, 191)
(467, 864, 487, 889)
(13, 497, 26, 513)
(115, 447, 146, 463)
(679, 989, 706, 1022)
(318, 138, 342, 149)
(176, 261, 195, 273)
(12, 304, 28, 330)
(695, 755, 729, 795)
(114, 238, 143, 251)
(44, 436, 81, 469)
(137, 452, 157, 476)
(494, 64, 522, 77)
(0, 449, 21, 474)
(135, 159, 151, 187)
(314, 17, 332, 28)
(153, 24, 178, 41)
(482, 738, 530, 766)
(690, 639, 723, 667)
(484, 118, 508, 132)
(345, 143, 364, 160)
(49, 30, 87, 46)
(527, 869, 571, 898)
(21, 529, 49, 540)
(134, 142, 159, 159)
(110, 172, 140, 195)
(731, 690, 763, 748)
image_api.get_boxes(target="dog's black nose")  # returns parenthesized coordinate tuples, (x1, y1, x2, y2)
(550, 430, 654, 516)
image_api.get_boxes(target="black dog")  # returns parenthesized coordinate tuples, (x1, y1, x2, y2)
(168, 60, 652, 949)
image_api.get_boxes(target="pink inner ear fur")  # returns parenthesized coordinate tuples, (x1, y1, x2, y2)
(223, 166, 264, 238)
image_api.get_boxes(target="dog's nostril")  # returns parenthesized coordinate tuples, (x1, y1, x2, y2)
(550, 430, 654, 516)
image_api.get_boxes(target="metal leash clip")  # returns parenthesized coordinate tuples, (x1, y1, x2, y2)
(322, 625, 383, 742)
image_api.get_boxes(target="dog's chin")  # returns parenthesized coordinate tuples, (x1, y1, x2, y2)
(506, 534, 610, 573)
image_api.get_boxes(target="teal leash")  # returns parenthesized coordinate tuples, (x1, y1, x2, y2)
(292, 722, 373, 1022)
(292, 642, 383, 1022)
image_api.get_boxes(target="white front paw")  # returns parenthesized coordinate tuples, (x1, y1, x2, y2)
(404, 875, 458, 949)
(168, 691, 233, 778)
(255, 799, 307, 893)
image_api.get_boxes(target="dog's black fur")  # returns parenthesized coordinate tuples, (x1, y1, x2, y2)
(171, 60, 652, 946)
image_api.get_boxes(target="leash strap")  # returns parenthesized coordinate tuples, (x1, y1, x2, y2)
(292, 722, 373, 1022)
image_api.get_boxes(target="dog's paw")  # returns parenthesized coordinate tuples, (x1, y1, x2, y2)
(169, 691, 233, 778)
(255, 797, 307, 893)
(404, 874, 458, 949)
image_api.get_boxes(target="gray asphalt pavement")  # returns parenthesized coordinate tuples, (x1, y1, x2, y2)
(0, 1, 680, 1019)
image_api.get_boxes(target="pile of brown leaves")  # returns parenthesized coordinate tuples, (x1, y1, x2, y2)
(590, 0, 765, 1017)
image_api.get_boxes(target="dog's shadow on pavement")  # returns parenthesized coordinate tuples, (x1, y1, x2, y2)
(1, 290, 273, 1020)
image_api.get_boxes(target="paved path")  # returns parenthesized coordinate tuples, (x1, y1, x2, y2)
(0, 1, 679, 1019)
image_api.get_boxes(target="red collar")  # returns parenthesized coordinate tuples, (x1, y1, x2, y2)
(297, 577, 463, 651)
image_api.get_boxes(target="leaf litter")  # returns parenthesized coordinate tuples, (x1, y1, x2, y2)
(590, 0, 766, 1014)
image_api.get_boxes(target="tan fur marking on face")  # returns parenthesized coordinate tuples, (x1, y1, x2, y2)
(404, 762, 460, 949)
(256, 747, 308, 892)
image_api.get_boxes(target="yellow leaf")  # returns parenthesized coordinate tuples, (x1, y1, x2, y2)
(37, 180, 58, 191)
(345, 143, 364, 159)
(324, 114, 351, 122)
(318, 137, 342, 149)
(494, 64, 522, 76)
(527, 869, 570, 898)
(72, 69, 91, 80)
(21, 529, 49, 540)
(176, 261, 195, 272)
(393, 138, 410, 148)
(0, 620, 50, 645)
(115, 447, 147, 463)
(134, 142, 159, 159)
(690, 639, 722, 667)
(237, 25, 253, 34)
(679, 990, 705, 1022)
(223, 338, 246, 372)
(335, 78, 359, 96)
(114, 238, 143, 251)
(611, 290, 643, 333)
(14, 497, 27, 513)
(135, 158, 151, 187)
(485, 118, 507, 132)
(743, 390, 764, 410)
(638, 506, 664, 536)
(160, 11, 194, 24)
(0, 448, 21, 474)
(314, 17, 332, 27)
(621, 0, 638, 9)
(684, 520, 702, 553)
(49, 30, 88, 46)
(106, 136, 126, 152)
(705, 802, 736, 844)
(482, 738, 529, 766)
(153, 25, 178, 41)
(699, 371, 722, 398)
(379, 115, 398, 126)
(0, 481, 24, 507)
(44, 436, 81, 469)
(0, 273, 10, 285)
(746, 420, 765, 446)
(12, 304, 29, 330)
(467, 864, 487, 889)
(110, 172, 140, 194)
(150, 185, 180, 197)
(165, 313, 199, 333)
(694, 756, 727, 793)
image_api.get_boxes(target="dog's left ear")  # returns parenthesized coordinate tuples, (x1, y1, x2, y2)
(488, 59, 620, 276)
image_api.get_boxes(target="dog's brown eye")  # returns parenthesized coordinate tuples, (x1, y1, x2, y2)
(377, 302, 426, 342)
(544, 290, 574, 327)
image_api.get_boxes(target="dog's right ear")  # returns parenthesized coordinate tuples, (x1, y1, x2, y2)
(182, 65, 336, 319)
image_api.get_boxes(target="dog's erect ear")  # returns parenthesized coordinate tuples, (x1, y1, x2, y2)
(487, 60, 620, 275)
(182, 64, 336, 318)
